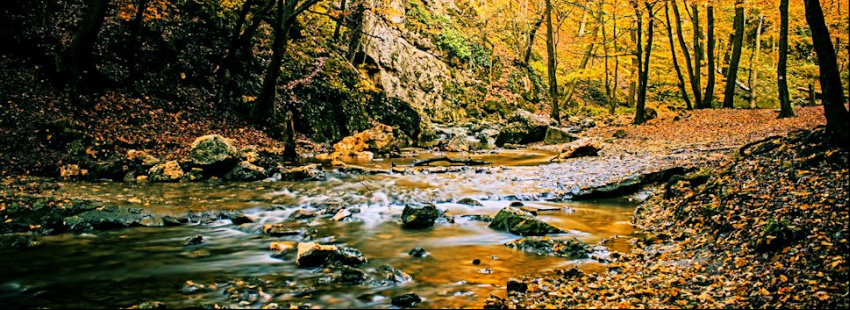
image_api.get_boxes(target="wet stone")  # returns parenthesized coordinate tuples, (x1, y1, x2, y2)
(456, 198, 483, 206)
(262, 224, 303, 237)
(506, 279, 528, 294)
(134, 301, 166, 309)
(505, 237, 590, 259)
(231, 215, 253, 225)
(378, 264, 413, 284)
(184, 235, 205, 246)
(401, 204, 440, 229)
(339, 266, 368, 284)
(488, 207, 564, 236)
(289, 209, 318, 220)
(391, 293, 422, 308)
(408, 247, 429, 258)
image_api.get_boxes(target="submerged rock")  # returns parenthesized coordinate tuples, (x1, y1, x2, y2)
(505, 237, 589, 259)
(295, 242, 366, 267)
(262, 224, 302, 237)
(339, 266, 368, 284)
(289, 209, 318, 220)
(488, 207, 563, 236)
(278, 164, 325, 181)
(456, 198, 483, 206)
(184, 235, 205, 246)
(401, 204, 440, 229)
(391, 293, 422, 308)
(379, 264, 413, 283)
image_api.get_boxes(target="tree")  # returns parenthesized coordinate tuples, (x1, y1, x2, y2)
(253, 0, 322, 123)
(777, 0, 795, 118)
(633, 0, 656, 125)
(747, 13, 763, 108)
(722, 0, 744, 108)
(545, 0, 560, 124)
(671, 0, 700, 109)
(664, 0, 691, 109)
(804, 0, 850, 142)
(703, 3, 715, 108)
(57, 0, 110, 89)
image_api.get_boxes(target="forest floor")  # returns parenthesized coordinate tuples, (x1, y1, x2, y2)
(490, 127, 849, 309)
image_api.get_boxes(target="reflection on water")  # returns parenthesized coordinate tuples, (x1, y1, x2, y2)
(1, 151, 637, 309)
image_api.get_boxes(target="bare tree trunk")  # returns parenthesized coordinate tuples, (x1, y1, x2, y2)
(127, 0, 150, 83)
(58, 0, 110, 89)
(634, 2, 655, 125)
(777, 0, 794, 118)
(748, 14, 763, 108)
(546, 0, 560, 123)
(722, 0, 745, 108)
(612, 7, 619, 109)
(253, 0, 289, 123)
(805, 0, 849, 142)
(332, 0, 347, 42)
(523, 14, 545, 66)
(691, 3, 702, 107)
(703, 4, 716, 108)
(671, 0, 700, 108)
(665, 0, 691, 109)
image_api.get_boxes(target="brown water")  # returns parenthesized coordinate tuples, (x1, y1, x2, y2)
(0, 151, 637, 309)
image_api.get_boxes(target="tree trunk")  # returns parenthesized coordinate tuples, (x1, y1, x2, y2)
(691, 3, 702, 107)
(216, 0, 256, 108)
(748, 14, 763, 109)
(332, 0, 347, 42)
(58, 0, 110, 87)
(127, 0, 150, 83)
(612, 8, 619, 109)
(633, 2, 654, 125)
(777, 0, 794, 118)
(671, 0, 700, 108)
(545, 0, 560, 124)
(665, 1, 691, 109)
(703, 5, 716, 108)
(523, 14, 545, 66)
(804, 0, 850, 143)
(722, 0, 745, 108)
(253, 0, 289, 123)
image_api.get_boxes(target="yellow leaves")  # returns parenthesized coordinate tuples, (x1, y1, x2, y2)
(0, 203, 5, 211)
(814, 291, 829, 301)
(779, 274, 788, 283)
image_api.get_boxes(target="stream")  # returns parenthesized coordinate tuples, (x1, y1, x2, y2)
(0, 150, 638, 309)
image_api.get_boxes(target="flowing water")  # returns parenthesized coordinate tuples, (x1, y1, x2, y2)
(1, 151, 638, 309)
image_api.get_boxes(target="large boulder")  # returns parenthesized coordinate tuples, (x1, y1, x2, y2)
(444, 135, 471, 152)
(505, 237, 589, 259)
(401, 204, 440, 229)
(543, 127, 578, 145)
(224, 161, 267, 181)
(495, 110, 551, 146)
(148, 160, 185, 182)
(190, 135, 239, 167)
(551, 139, 603, 162)
(488, 207, 563, 236)
(295, 242, 367, 267)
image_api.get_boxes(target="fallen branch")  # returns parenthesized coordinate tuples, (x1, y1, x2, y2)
(412, 156, 491, 167)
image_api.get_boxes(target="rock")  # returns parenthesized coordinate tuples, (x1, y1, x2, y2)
(182, 168, 206, 182)
(544, 127, 578, 145)
(127, 149, 160, 166)
(88, 160, 128, 181)
(507, 279, 528, 294)
(505, 237, 589, 259)
(224, 161, 267, 181)
(190, 134, 239, 167)
(458, 214, 493, 222)
(134, 301, 166, 309)
(472, 258, 481, 265)
(262, 224, 302, 237)
(231, 215, 253, 225)
(59, 164, 87, 180)
(613, 129, 627, 138)
(509, 201, 524, 207)
(401, 204, 440, 229)
(184, 235, 205, 246)
(495, 110, 550, 146)
(332, 209, 352, 221)
(484, 295, 508, 309)
(270, 241, 297, 258)
(552, 139, 603, 162)
(456, 198, 483, 206)
(444, 135, 471, 152)
(278, 164, 325, 181)
(340, 266, 368, 284)
(408, 247, 429, 258)
(378, 264, 412, 283)
(289, 209, 318, 220)
(295, 242, 367, 267)
(488, 207, 563, 236)
(321, 124, 399, 164)
(63, 206, 147, 232)
(0, 234, 38, 250)
(391, 293, 422, 308)
(148, 160, 185, 182)
(571, 167, 688, 200)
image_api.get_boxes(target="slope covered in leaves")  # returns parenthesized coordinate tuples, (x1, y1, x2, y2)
(500, 128, 848, 309)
